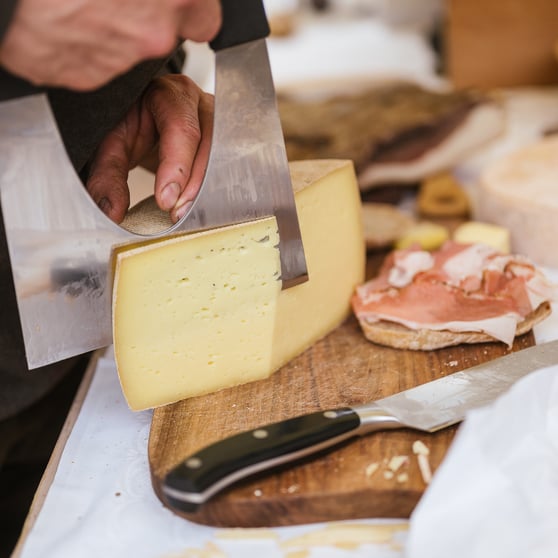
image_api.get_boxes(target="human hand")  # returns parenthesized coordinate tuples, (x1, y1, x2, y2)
(0, 0, 221, 90)
(85, 74, 213, 224)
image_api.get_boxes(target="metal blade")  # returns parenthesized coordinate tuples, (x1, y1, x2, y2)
(0, 94, 132, 368)
(360, 340, 558, 432)
(175, 39, 308, 289)
(0, 39, 308, 368)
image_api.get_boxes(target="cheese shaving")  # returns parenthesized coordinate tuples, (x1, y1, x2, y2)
(412, 440, 430, 456)
(365, 462, 380, 477)
(387, 455, 409, 472)
(413, 440, 433, 484)
(216, 529, 279, 540)
(280, 522, 408, 549)
(417, 454, 433, 485)
(396, 472, 409, 483)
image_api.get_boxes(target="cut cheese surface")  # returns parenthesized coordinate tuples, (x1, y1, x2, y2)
(113, 160, 365, 410)
(113, 218, 281, 409)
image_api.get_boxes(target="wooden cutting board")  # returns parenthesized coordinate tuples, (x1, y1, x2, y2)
(149, 309, 534, 527)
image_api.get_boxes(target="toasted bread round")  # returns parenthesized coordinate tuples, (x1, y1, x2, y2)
(357, 301, 551, 351)
(361, 202, 414, 249)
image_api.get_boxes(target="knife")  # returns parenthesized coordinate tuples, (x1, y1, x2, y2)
(0, 0, 307, 368)
(162, 340, 558, 512)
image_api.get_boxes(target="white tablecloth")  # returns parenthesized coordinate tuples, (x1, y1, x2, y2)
(17, 346, 409, 558)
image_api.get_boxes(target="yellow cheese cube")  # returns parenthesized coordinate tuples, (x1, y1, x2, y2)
(395, 221, 449, 251)
(113, 160, 365, 410)
(453, 221, 510, 253)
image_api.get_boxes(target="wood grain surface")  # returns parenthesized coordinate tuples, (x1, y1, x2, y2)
(149, 302, 534, 527)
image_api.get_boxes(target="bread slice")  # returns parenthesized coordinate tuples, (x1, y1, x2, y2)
(357, 301, 551, 351)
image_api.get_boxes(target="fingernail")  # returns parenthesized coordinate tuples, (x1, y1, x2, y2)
(98, 197, 112, 215)
(161, 182, 180, 210)
(174, 200, 193, 221)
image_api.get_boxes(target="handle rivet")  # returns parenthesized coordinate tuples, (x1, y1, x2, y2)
(253, 429, 269, 439)
(323, 411, 337, 419)
(185, 457, 203, 469)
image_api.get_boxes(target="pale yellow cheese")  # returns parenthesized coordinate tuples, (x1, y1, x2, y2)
(113, 160, 365, 410)
(453, 221, 510, 253)
(394, 221, 449, 251)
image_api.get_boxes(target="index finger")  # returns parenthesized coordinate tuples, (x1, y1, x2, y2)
(143, 75, 210, 215)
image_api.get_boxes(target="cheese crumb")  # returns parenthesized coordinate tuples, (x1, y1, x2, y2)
(217, 528, 279, 540)
(387, 455, 409, 472)
(412, 440, 430, 456)
(281, 522, 409, 549)
(396, 472, 409, 483)
(365, 462, 380, 478)
(383, 470, 395, 480)
(417, 454, 433, 485)
(165, 540, 227, 557)
(412, 440, 433, 484)
(254, 489, 262, 497)
(285, 551, 310, 558)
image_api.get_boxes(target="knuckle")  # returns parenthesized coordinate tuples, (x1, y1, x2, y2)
(139, 27, 177, 58)
(162, 119, 201, 150)
(147, 75, 198, 110)
(145, 75, 204, 143)
(181, 120, 201, 142)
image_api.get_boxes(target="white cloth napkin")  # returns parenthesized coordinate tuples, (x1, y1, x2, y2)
(406, 363, 558, 558)
(18, 350, 409, 558)
(406, 268, 558, 558)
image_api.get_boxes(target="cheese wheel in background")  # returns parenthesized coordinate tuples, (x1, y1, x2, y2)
(475, 136, 558, 267)
(113, 160, 365, 410)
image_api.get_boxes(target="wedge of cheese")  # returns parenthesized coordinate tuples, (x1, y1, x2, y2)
(113, 160, 365, 410)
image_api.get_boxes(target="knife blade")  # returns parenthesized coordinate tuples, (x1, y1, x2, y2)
(186, 0, 308, 289)
(0, 0, 307, 368)
(162, 340, 558, 511)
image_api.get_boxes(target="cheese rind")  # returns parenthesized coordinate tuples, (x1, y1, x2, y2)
(113, 160, 365, 410)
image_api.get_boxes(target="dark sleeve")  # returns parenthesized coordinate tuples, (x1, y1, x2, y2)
(49, 45, 187, 176)
(0, 0, 18, 43)
(1, 44, 186, 174)
(49, 58, 170, 176)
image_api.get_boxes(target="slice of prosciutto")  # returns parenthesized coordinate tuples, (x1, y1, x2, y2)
(352, 241, 557, 347)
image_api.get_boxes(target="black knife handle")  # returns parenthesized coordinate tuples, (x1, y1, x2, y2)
(210, 0, 270, 51)
(163, 407, 360, 512)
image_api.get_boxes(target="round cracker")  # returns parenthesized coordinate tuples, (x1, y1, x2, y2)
(357, 301, 551, 351)
(361, 203, 414, 249)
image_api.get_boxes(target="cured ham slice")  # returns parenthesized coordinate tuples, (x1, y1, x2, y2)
(353, 241, 557, 349)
